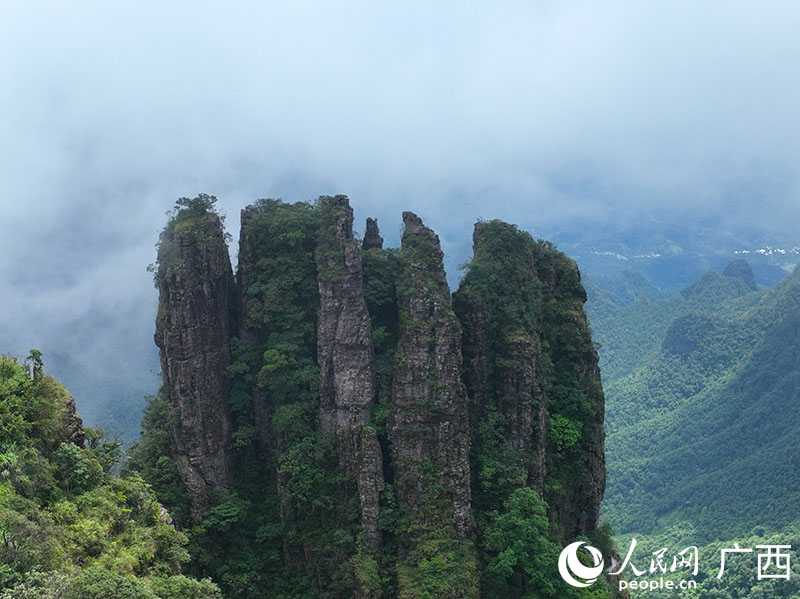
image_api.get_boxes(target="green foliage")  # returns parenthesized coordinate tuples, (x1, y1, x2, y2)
(473, 412, 527, 511)
(84, 428, 123, 474)
(175, 193, 218, 214)
(238, 199, 319, 343)
(65, 567, 156, 599)
(549, 414, 583, 451)
(362, 247, 400, 406)
(124, 391, 188, 525)
(392, 471, 480, 599)
(277, 435, 336, 510)
(53, 442, 102, 494)
(597, 265, 800, 540)
(614, 522, 800, 599)
(352, 533, 382, 597)
(153, 194, 227, 269)
(0, 354, 216, 596)
(0, 571, 70, 599)
(25, 349, 43, 380)
(397, 538, 479, 599)
(482, 488, 564, 599)
(147, 575, 223, 599)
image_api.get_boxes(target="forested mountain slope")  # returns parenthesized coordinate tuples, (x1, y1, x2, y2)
(0, 353, 220, 598)
(594, 261, 800, 540)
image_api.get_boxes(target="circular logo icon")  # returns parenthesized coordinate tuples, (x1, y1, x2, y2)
(558, 541, 605, 587)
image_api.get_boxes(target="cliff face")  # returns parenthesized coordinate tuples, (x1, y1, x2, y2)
(316, 196, 384, 553)
(455, 223, 547, 498)
(154, 205, 234, 522)
(150, 198, 609, 598)
(390, 212, 477, 597)
(235, 205, 277, 459)
(231, 199, 323, 573)
(538, 243, 605, 538)
(317, 197, 377, 452)
(454, 220, 604, 541)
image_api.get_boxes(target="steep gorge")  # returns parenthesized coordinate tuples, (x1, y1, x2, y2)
(143, 194, 612, 599)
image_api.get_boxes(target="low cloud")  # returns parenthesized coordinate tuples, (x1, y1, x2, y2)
(1, 1, 798, 425)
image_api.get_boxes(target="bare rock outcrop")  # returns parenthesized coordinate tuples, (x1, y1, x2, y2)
(62, 391, 86, 447)
(362, 217, 384, 250)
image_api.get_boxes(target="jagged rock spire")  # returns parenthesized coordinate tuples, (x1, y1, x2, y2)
(316, 195, 384, 554)
(362, 217, 384, 249)
(390, 211, 477, 595)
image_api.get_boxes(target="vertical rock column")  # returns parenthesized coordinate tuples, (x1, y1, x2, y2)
(390, 212, 476, 597)
(537, 250, 606, 538)
(155, 212, 234, 523)
(316, 195, 384, 553)
(455, 220, 606, 540)
(362, 217, 384, 250)
(454, 221, 548, 498)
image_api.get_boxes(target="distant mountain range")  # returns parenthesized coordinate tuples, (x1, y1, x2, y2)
(590, 259, 800, 541)
(553, 217, 795, 290)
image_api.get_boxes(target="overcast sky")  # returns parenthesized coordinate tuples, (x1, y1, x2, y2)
(2, 1, 799, 426)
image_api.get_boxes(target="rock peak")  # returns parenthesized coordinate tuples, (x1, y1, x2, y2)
(401, 211, 428, 234)
(321, 194, 354, 241)
(472, 219, 517, 256)
(316, 197, 384, 553)
(362, 217, 383, 249)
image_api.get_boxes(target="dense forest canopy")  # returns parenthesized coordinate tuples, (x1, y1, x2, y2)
(0, 352, 221, 598)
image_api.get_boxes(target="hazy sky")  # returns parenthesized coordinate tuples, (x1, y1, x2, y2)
(2, 1, 799, 428)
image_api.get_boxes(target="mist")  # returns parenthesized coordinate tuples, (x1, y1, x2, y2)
(2, 1, 799, 435)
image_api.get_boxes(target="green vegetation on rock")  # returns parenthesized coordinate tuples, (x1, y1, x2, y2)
(129, 198, 618, 599)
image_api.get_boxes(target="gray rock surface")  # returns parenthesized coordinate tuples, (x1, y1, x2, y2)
(362, 217, 384, 249)
(154, 214, 234, 523)
(316, 195, 384, 552)
(390, 212, 473, 538)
